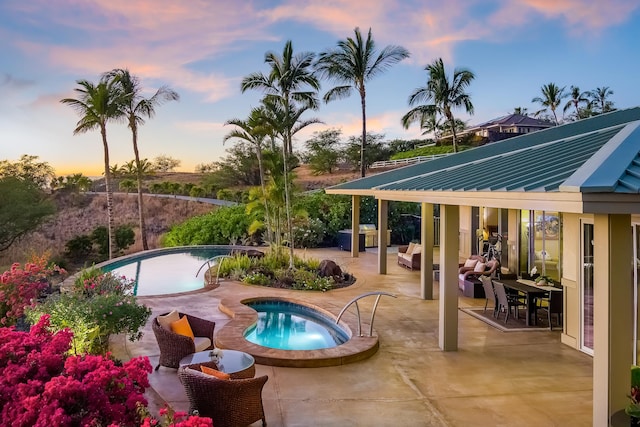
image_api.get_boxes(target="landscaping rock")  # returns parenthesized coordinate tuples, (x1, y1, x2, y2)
(318, 259, 343, 282)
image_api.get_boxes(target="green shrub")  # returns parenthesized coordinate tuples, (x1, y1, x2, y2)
(163, 204, 257, 246)
(26, 270, 151, 355)
(65, 235, 93, 260)
(290, 269, 334, 292)
(242, 272, 272, 286)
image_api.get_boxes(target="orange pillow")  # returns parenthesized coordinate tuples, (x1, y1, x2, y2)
(171, 316, 194, 339)
(201, 365, 230, 380)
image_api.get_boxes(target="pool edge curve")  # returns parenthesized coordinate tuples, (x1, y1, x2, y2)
(216, 296, 379, 368)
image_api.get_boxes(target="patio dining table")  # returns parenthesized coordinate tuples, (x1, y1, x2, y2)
(493, 279, 563, 326)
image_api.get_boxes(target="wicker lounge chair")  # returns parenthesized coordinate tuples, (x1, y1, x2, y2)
(152, 312, 215, 370)
(178, 361, 268, 427)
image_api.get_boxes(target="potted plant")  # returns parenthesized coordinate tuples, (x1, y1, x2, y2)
(534, 275, 553, 286)
(627, 366, 640, 425)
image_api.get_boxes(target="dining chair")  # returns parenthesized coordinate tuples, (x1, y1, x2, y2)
(479, 276, 497, 317)
(493, 281, 527, 323)
(537, 290, 563, 330)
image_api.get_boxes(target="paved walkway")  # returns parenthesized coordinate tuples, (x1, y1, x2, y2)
(114, 248, 593, 426)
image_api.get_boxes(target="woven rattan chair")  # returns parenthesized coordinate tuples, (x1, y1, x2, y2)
(178, 362, 268, 427)
(152, 312, 215, 370)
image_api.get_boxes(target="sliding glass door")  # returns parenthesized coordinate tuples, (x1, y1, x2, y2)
(581, 221, 594, 355)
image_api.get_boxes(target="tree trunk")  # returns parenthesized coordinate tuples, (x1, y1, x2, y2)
(131, 122, 148, 250)
(360, 87, 367, 178)
(101, 125, 116, 259)
(256, 147, 273, 244)
(283, 132, 295, 270)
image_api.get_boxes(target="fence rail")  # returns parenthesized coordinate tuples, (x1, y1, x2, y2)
(370, 154, 449, 169)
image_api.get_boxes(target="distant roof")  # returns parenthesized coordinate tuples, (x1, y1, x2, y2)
(467, 113, 554, 130)
(326, 108, 640, 214)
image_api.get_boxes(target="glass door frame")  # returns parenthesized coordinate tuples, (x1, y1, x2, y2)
(580, 218, 594, 356)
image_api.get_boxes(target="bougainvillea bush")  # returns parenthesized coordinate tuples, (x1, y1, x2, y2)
(0, 315, 151, 426)
(0, 254, 66, 326)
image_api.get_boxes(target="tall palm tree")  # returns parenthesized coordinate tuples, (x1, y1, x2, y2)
(241, 41, 320, 267)
(316, 27, 409, 177)
(104, 69, 179, 251)
(563, 86, 590, 119)
(532, 83, 567, 125)
(61, 78, 125, 259)
(224, 106, 274, 244)
(589, 86, 615, 114)
(241, 40, 319, 157)
(401, 58, 475, 153)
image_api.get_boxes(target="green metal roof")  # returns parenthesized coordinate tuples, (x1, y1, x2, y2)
(327, 107, 640, 194)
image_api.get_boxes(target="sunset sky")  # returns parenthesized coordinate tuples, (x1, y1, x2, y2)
(1, 0, 639, 176)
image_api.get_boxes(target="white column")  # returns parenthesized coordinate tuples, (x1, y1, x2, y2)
(421, 203, 434, 300)
(377, 199, 388, 274)
(439, 204, 459, 351)
(351, 195, 360, 258)
(593, 214, 632, 426)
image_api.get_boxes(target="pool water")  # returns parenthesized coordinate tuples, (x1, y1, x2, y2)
(244, 300, 349, 350)
(101, 247, 230, 296)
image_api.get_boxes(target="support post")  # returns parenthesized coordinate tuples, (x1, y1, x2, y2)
(351, 195, 360, 258)
(593, 214, 632, 426)
(421, 203, 434, 300)
(439, 204, 459, 351)
(377, 199, 388, 274)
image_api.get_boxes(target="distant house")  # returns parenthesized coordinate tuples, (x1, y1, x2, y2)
(461, 113, 555, 143)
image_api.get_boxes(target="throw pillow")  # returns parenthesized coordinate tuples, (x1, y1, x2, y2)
(201, 365, 231, 380)
(411, 245, 422, 255)
(157, 310, 180, 331)
(406, 242, 416, 254)
(171, 316, 195, 339)
(463, 258, 478, 268)
(473, 262, 486, 273)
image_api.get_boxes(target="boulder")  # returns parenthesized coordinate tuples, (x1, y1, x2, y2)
(318, 259, 343, 282)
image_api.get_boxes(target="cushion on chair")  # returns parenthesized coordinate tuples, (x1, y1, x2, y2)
(473, 262, 486, 273)
(200, 365, 231, 380)
(406, 242, 416, 254)
(171, 316, 195, 339)
(463, 258, 479, 268)
(412, 245, 422, 255)
(194, 337, 212, 352)
(157, 310, 180, 331)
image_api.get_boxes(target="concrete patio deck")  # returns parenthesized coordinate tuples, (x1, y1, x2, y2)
(114, 247, 593, 426)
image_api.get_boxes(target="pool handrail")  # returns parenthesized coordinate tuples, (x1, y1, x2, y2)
(195, 255, 233, 285)
(335, 291, 397, 337)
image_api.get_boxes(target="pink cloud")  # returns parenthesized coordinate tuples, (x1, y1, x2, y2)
(489, 0, 639, 34)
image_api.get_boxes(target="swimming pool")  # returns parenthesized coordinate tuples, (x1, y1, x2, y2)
(98, 246, 231, 296)
(244, 300, 349, 350)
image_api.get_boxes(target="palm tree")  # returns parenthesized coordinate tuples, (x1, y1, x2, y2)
(241, 41, 320, 267)
(241, 40, 319, 157)
(513, 107, 529, 116)
(104, 69, 179, 251)
(316, 27, 409, 177)
(61, 78, 125, 259)
(401, 58, 475, 153)
(563, 86, 590, 120)
(420, 114, 443, 142)
(532, 83, 567, 125)
(589, 86, 615, 114)
(224, 106, 274, 244)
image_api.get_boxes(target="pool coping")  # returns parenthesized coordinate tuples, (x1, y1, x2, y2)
(216, 295, 379, 368)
